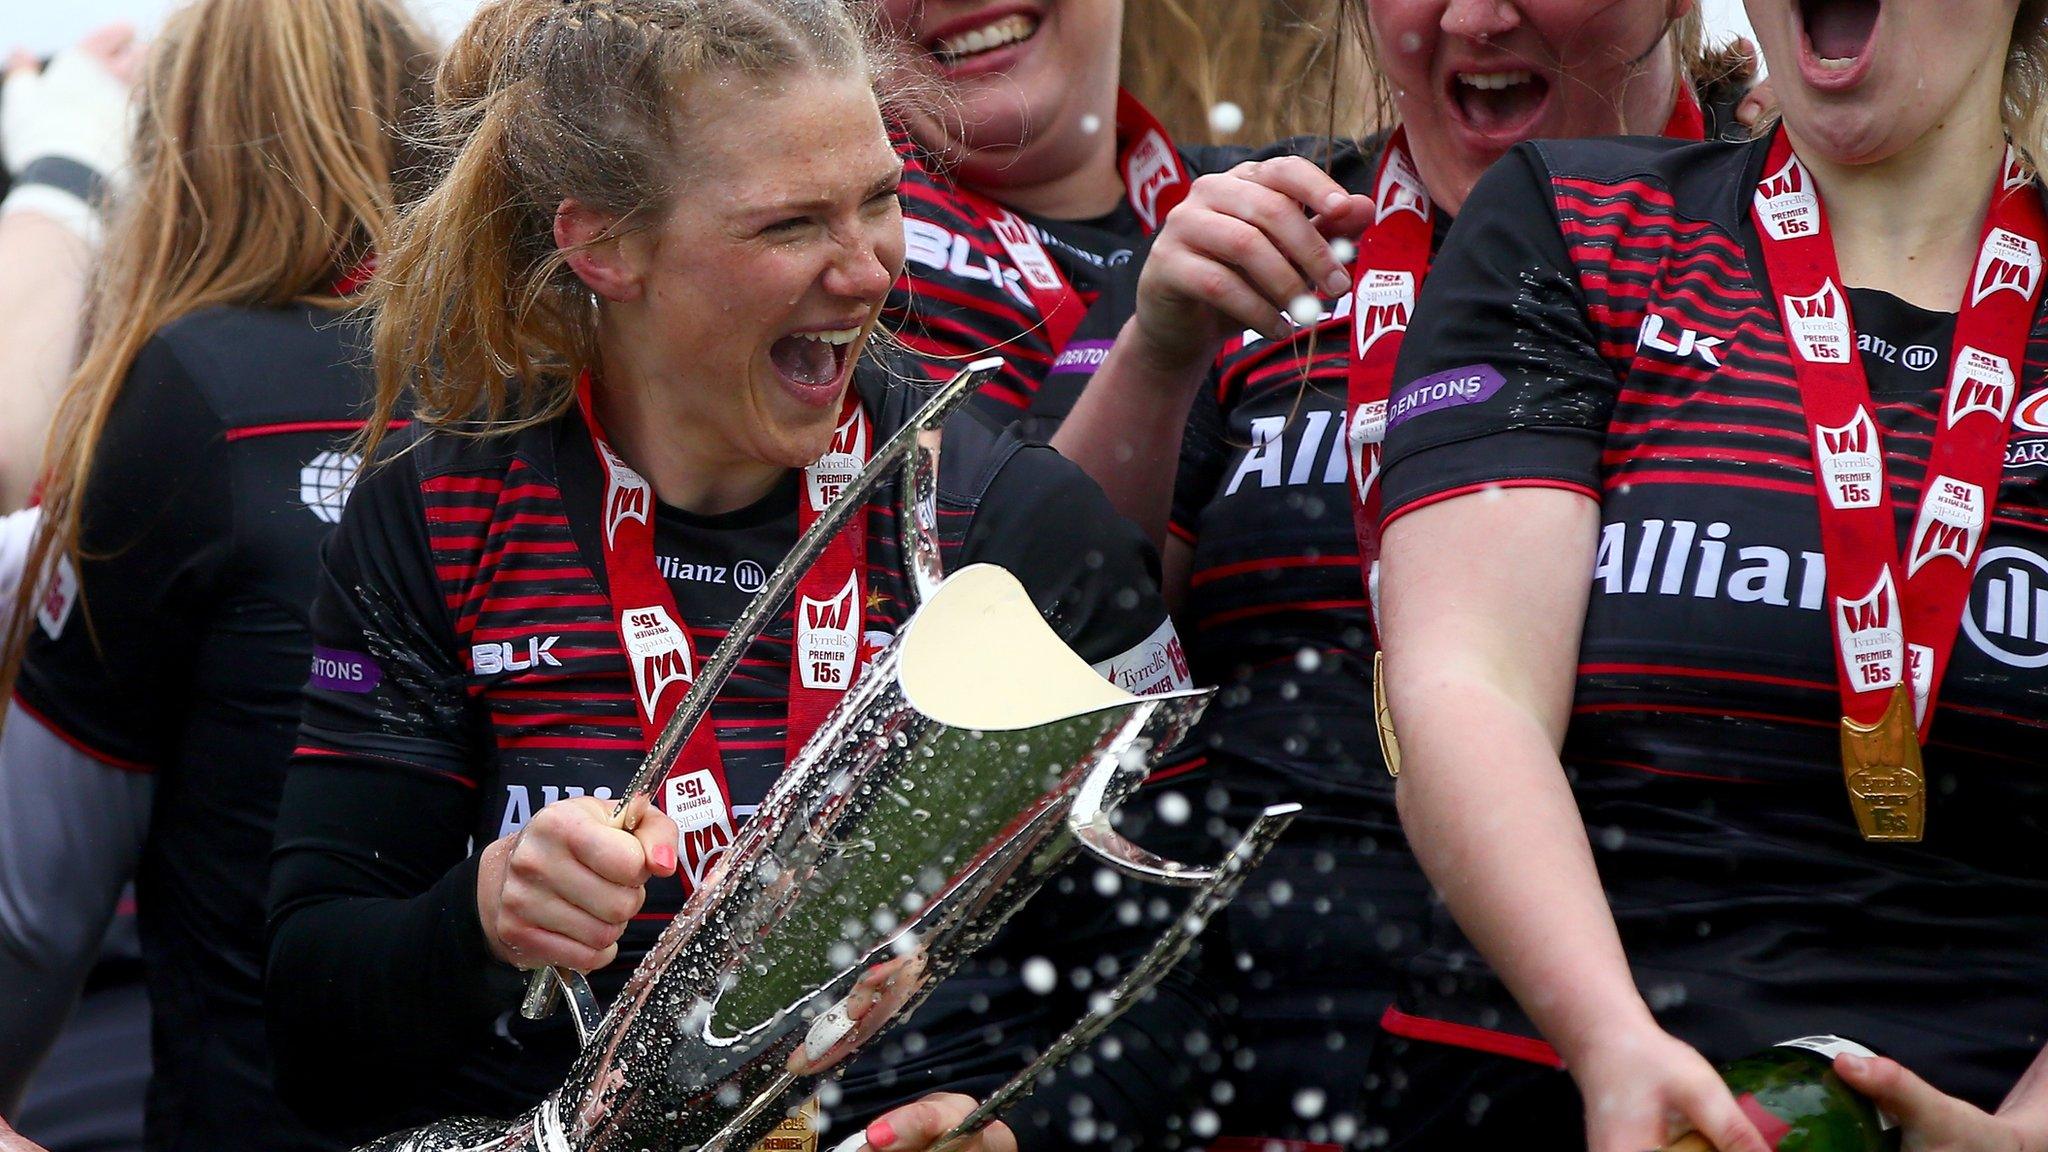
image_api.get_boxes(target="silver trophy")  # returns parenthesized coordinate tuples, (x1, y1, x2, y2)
(359, 360, 1298, 1152)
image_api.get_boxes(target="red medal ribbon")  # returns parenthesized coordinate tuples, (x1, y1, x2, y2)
(574, 373, 870, 890)
(955, 89, 1190, 355)
(1347, 90, 1707, 628)
(1751, 127, 2044, 735)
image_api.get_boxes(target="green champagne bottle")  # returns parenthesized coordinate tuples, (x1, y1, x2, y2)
(1662, 1036, 1900, 1152)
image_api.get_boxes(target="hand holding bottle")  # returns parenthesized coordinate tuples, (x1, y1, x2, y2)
(1834, 1053, 2048, 1152)
(1568, 1023, 1772, 1152)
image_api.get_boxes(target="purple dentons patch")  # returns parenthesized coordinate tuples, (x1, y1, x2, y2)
(310, 646, 383, 693)
(1387, 364, 1506, 428)
(1049, 339, 1115, 376)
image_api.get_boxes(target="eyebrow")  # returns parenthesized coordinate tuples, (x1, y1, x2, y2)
(755, 167, 905, 219)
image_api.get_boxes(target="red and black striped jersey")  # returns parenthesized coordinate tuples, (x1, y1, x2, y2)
(1380, 135, 2048, 1106)
(268, 363, 1188, 1134)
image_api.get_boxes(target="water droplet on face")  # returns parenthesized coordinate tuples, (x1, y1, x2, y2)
(1080, 113, 1103, 134)
(1399, 31, 1423, 52)
(1207, 101, 1245, 135)
(1021, 956, 1058, 994)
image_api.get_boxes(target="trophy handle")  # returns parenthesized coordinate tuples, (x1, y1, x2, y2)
(1066, 733, 1214, 888)
(931, 801, 1302, 1152)
(899, 423, 945, 608)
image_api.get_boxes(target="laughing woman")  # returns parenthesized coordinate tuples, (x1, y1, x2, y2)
(1377, 0, 2048, 1147)
(263, 0, 1196, 1145)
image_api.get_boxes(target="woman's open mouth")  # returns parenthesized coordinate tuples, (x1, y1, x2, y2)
(768, 325, 862, 406)
(1445, 69, 1553, 141)
(925, 9, 1041, 76)
(1796, 0, 1882, 89)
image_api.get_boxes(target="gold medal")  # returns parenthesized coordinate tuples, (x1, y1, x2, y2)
(1374, 650, 1401, 778)
(749, 1101, 819, 1152)
(1839, 684, 1926, 842)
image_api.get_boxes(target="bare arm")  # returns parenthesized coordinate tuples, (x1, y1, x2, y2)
(1379, 487, 1767, 1152)
(0, 212, 92, 510)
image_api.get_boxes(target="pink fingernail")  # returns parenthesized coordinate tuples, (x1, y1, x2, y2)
(652, 844, 676, 873)
(865, 1119, 897, 1150)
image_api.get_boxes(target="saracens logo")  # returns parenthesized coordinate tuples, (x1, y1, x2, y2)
(796, 571, 860, 691)
(1905, 474, 1986, 578)
(1946, 346, 2018, 426)
(1784, 280, 1852, 363)
(620, 605, 692, 717)
(1352, 269, 1415, 359)
(1348, 399, 1387, 504)
(1754, 154, 1819, 240)
(601, 442, 651, 548)
(1814, 407, 1883, 509)
(1971, 226, 2042, 305)
(1836, 568, 1905, 693)
(1375, 146, 1429, 224)
(805, 409, 867, 512)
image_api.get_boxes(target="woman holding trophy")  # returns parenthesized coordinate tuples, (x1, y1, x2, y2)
(264, 0, 1203, 1147)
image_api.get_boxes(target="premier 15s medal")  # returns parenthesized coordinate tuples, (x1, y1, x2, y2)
(1839, 683, 1926, 841)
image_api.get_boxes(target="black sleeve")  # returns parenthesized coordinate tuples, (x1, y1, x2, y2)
(1377, 144, 1618, 523)
(1020, 249, 1146, 437)
(15, 338, 232, 768)
(265, 458, 513, 1133)
(1167, 374, 1229, 545)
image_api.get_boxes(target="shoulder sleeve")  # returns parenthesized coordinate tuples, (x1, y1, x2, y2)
(266, 455, 512, 1129)
(15, 337, 234, 769)
(1167, 371, 1229, 545)
(1019, 253, 1144, 437)
(957, 439, 1191, 694)
(1377, 144, 1614, 525)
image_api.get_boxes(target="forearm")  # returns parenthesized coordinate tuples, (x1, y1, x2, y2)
(2000, 1042, 2048, 1126)
(1048, 319, 1210, 548)
(0, 211, 92, 511)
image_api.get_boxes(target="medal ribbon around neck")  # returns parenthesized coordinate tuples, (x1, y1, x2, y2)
(1346, 90, 1707, 630)
(574, 372, 871, 890)
(1751, 127, 2044, 840)
(956, 89, 1191, 356)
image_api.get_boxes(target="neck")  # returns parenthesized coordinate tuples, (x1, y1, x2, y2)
(971, 104, 1125, 220)
(1793, 107, 2007, 311)
(592, 332, 786, 517)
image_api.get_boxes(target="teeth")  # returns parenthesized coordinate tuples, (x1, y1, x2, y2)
(1457, 70, 1533, 90)
(1816, 56, 1858, 70)
(795, 327, 861, 346)
(936, 13, 1039, 59)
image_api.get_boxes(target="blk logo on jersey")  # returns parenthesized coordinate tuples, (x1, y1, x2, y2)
(621, 605, 692, 716)
(1784, 280, 1851, 363)
(1947, 347, 2017, 426)
(601, 443, 652, 549)
(1906, 475, 1986, 577)
(1971, 227, 2042, 305)
(300, 450, 363, 524)
(1754, 155, 1819, 240)
(902, 219, 1031, 309)
(471, 635, 563, 675)
(989, 209, 1064, 292)
(1963, 546, 2048, 668)
(1836, 569, 1905, 692)
(797, 571, 860, 690)
(1353, 270, 1415, 358)
(1375, 146, 1428, 224)
(805, 410, 867, 512)
(1638, 311, 1724, 368)
(1814, 408, 1883, 509)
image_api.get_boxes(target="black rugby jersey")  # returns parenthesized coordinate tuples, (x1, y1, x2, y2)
(15, 304, 375, 1152)
(890, 134, 1242, 420)
(268, 362, 1194, 1137)
(1380, 135, 2048, 1107)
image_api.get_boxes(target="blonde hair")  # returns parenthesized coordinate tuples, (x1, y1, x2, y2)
(1121, 0, 1378, 144)
(363, 0, 883, 465)
(1, 0, 435, 699)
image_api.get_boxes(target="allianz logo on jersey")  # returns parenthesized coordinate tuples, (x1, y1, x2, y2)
(1594, 517, 2048, 669)
(903, 219, 1032, 309)
(656, 555, 767, 593)
(1222, 411, 1352, 495)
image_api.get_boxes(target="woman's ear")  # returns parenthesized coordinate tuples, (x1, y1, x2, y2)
(555, 198, 645, 303)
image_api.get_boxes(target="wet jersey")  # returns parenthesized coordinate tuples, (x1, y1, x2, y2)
(268, 362, 1189, 1136)
(15, 303, 377, 1152)
(1379, 135, 2048, 1107)
(890, 134, 1242, 420)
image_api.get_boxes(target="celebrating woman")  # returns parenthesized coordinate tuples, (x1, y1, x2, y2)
(1041, 0, 1748, 1142)
(264, 1, 1198, 1145)
(1377, 0, 2048, 1147)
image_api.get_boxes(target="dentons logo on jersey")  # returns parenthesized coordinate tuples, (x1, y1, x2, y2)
(498, 782, 615, 838)
(1784, 280, 1851, 363)
(1387, 364, 1507, 428)
(902, 219, 1032, 309)
(1348, 400, 1388, 503)
(662, 767, 736, 888)
(2009, 389, 2048, 469)
(1224, 410, 1351, 496)
(1092, 617, 1193, 696)
(472, 635, 564, 676)
(1963, 546, 2048, 668)
(310, 645, 383, 694)
(1754, 155, 1819, 240)
(1836, 568, 1906, 692)
(300, 450, 363, 524)
(1814, 408, 1883, 509)
(620, 605, 692, 715)
(1353, 269, 1415, 359)
(1971, 227, 2042, 305)
(1376, 146, 1429, 224)
(1637, 311, 1724, 368)
(1124, 129, 1182, 231)
(600, 443, 652, 549)
(1946, 347, 2017, 426)
(797, 571, 859, 690)
(36, 555, 77, 640)
(1906, 474, 1985, 577)
(989, 209, 1064, 292)
(805, 410, 867, 512)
